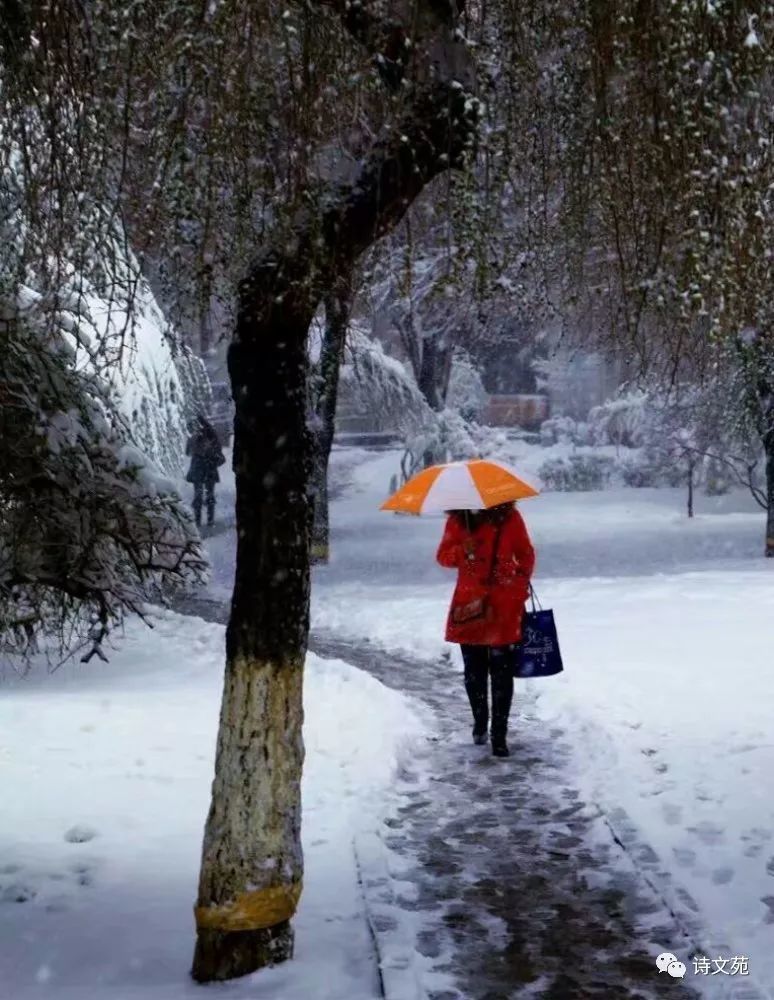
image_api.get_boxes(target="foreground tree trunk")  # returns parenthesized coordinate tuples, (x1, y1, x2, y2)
(193, 5, 477, 981)
(310, 282, 353, 564)
(192, 306, 311, 981)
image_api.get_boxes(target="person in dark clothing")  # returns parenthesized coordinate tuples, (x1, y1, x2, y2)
(185, 416, 226, 527)
(437, 503, 536, 757)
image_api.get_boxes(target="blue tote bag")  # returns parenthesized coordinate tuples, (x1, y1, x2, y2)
(514, 587, 564, 678)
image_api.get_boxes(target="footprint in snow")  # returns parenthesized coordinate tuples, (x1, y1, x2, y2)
(742, 828, 772, 859)
(64, 824, 97, 844)
(711, 866, 735, 885)
(661, 803, 682, 826)
(686, 820, 724, 845)
(766, 856, 774, 877)
(1, 882, 37, 903)
(674, 886, 700, 913)
(743, 826, 772, 842)
(70, 862, 95, 887)
(673, 847, 696, 869)
(761, 895, 774, 923)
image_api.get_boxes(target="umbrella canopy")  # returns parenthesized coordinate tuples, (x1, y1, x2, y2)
(380, 459, 539, 515)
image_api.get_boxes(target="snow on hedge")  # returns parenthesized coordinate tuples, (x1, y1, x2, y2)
(82, 281, 210, 479)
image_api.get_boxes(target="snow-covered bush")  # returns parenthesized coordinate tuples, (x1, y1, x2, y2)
(87, 284, 211, 478)
(403, 409, 506, 476)
(539, 415, 591, 446)
(343, 326, 503, 479)
(538, 453, 616, 491)
(615, 451, 668, 488)
(0, 230, 206, 663)
(622, 382, 746, 498)
(588, 391, 648, 448)
(446, 351, 489, 422)
(340, 323, 429, 435)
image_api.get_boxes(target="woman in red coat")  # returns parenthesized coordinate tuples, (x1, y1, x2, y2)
(437, 502, 535, 757)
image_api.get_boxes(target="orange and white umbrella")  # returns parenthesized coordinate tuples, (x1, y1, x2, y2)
(380, 459, 539, 515)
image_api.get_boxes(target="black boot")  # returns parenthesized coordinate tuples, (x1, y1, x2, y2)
(462, 645, 490, 746)
(206, 499, 215, 527)
(490, 648, 514, 759)
(193, 502, 202, 528)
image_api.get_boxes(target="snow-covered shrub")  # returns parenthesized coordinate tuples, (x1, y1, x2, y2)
(341, 323, 429, 435)
(539, 415, 591, 446)
(0, 263, 205, 662)
(446, 351, 488, 422)
(615, 451, 662, 488)
(588, 391, 648, 448)
(538, 453, 616, 491)
(88, 285, 211, 478)
(343, 326, 501, 478)
(403, 409, 506, 476)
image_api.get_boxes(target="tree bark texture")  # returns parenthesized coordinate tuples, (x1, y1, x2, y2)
(192, 6, 478, 982)
(311, 284, 352, 564)
(192, 309, 311, 982)
(417, 332, 453, 413)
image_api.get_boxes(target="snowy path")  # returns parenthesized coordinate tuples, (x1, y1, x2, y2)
(311, 632, 706, 1000)
(191, 445, 774, 997)
(175, 590, 703, 999)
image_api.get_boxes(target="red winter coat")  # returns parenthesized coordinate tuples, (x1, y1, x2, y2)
(436, 507, 535, 646)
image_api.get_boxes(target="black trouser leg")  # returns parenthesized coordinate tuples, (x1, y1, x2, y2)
(488, 645, 515, 743)
(461, 644, 490, 735)
(192, 482, 204, 526)
(205, 482, 216, 526)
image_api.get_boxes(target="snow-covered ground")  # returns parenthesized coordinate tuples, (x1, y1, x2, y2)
(5, 440, 774, 998)
(310, 448, 774, 995)
(0, 611, 423, 1000)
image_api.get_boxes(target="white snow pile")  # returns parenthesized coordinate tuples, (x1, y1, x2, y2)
(0, 611, 424, 1000)
(83, 280, 210, 479)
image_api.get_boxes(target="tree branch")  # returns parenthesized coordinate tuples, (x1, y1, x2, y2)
(680, 443, 768, 510)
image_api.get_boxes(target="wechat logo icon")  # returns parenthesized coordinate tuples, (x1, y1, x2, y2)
(656, 952, 686, 978)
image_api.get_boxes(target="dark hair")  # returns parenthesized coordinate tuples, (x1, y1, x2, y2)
(194, 414, 219, 442)
(447, 502, 514, 531)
